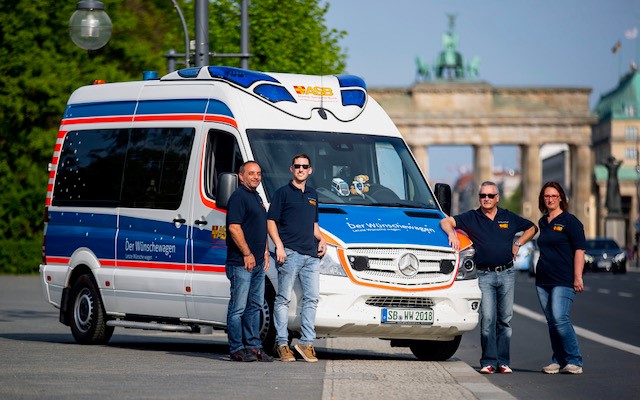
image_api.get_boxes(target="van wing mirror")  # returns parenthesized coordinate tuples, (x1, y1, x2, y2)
(434, 183, 452, 215)
(216, 173, 238, 209)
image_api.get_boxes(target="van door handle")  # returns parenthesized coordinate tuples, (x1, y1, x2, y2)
(195, 219, 208, 226)
(173, 217, 186, 224)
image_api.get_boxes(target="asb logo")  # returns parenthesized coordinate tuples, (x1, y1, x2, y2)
(294, 85, 334, 96)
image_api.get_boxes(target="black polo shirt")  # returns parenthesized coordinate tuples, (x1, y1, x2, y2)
(454, 207, 535, 268)
(267, 181, 319, 258)
(536, 211, 586, 288)
(226, 185, 267, 266)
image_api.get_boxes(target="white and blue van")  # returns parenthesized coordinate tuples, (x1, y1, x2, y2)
(39, 66, 480, 360)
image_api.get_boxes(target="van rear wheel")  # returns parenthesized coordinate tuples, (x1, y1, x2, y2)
(408, 335, 462, 361)
(69, 274, 114, 345)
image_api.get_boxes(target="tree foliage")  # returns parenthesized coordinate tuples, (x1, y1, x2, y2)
(0, 0, 346, 273)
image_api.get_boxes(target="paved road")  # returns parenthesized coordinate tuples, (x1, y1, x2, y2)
(0, 275, 510, 400)
(455, 269, 640, 400)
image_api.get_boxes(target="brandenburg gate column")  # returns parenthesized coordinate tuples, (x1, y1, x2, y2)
(570, 144, 593, 235)
(411, 144, 428, 177)
(473, 144, 493, 195)
(520, 143, 541, 220)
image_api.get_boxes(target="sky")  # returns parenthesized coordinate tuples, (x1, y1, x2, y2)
(323, 0, 640, 183)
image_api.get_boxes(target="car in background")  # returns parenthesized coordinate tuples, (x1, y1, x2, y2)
(584, 238, 627, 274)
(513, 234, 539, 275)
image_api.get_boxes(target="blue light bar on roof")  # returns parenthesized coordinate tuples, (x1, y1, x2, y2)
(177, 67, 203, 78)
(254, 84, 296, 103)
(336, 75, 366, 90)
(208, 66, 279, 88)
(341, 89, 366, 108)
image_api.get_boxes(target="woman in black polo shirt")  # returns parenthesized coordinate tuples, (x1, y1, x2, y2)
(536, 181, 586, 375)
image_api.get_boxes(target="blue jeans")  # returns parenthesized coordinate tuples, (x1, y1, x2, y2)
(274, 248, 319, 346)
(536, 285, 582, 367)
(225, 263, 265, 354)
(477, 268, 515, 367)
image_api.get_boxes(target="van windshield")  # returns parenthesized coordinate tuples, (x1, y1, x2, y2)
(248, 129, 438, 208)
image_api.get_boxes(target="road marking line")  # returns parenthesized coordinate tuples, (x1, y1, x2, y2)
(597, 288, 610, 294)
(513, 304, 640, 356)
(619, 292, 633, 298)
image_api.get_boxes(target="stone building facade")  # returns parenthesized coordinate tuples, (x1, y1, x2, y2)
(369, 81, 596, 235)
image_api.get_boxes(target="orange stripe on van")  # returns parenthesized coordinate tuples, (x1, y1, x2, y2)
(116, 260, 186, 270)
(62, 116, 133, 125)
(192, 264, 226, 273)
(133, 114, 203, 122)
(204, 115, 238, 128)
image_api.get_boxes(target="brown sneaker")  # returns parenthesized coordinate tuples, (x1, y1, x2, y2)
(277, 344, 296, 362)
(294, 343, 318, 362)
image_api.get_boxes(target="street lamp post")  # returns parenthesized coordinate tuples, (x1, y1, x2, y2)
(69, 0, 251, 71)
(69, 0, 112, 51)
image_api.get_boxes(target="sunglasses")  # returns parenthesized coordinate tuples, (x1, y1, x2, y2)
(478, 193, 497, 199)
(293, 164, 311, 170)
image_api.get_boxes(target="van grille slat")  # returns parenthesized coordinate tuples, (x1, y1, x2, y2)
(345, 246, 456, 286)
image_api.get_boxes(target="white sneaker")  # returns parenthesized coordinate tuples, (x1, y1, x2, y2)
(561, 364, 583, 374)
(542, 363, 560, 374)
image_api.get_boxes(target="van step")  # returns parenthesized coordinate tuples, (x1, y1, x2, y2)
(106, 320, 194, 332)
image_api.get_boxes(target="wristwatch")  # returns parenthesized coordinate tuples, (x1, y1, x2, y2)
(514, 241, 521, 247)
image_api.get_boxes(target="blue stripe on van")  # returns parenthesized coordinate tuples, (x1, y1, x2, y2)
(63, 99, 235, 120)
(205, 99, 235, 117)
(45, 211, 228, 267)
(136, 99, 208, 115)
(63, 101, 138, 119)
(46, 212, 118, 259)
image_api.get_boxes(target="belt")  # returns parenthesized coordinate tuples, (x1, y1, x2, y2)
(478, 260, 513, 272)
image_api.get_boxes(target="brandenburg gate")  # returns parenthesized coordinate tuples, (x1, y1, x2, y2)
(369, 15, 596, 232)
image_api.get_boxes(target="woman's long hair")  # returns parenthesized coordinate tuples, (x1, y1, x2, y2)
(538, 181, 569, 213)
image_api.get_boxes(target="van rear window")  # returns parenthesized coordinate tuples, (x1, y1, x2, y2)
(53, 128, 194, 209)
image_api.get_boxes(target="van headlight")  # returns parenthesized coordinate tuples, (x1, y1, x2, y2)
(584, 254, 593, 263)
(318, 245, 347, 277)
(456, 247, 477, 280)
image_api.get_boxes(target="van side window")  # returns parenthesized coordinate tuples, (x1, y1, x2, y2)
(54, 129, 128, 207)
(53, 128, 194, 209)
(121, 128, 194, 209)
(203, 130, 243, 199)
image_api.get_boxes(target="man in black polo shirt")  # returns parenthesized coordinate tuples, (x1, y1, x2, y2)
(225, 161, 272, 362)
(440, 181, 537, 375)
(268, 153, 327, 362)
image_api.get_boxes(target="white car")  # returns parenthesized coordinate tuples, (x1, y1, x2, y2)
(513, 239, 539, 275)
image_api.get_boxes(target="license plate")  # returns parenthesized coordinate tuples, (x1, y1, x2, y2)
(597, 260, 612, 268)
(381, 308, 434, 324)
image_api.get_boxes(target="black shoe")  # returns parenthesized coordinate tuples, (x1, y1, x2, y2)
(250, 348, 274, 362)
(230, 349, 257, 362)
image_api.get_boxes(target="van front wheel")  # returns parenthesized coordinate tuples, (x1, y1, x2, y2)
(68, 274, 114, 345)
(408, 335, 462, 361)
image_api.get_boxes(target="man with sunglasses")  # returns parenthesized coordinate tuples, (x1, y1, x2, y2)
(267, 153, 327, 362)
(440, 181, 537, 375)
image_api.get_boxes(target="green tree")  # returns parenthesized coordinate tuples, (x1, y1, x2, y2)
(0, 0, 345, 273)
(501, 184, 523, 215)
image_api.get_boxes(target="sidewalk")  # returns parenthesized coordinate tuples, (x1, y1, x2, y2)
(319, 337, 514, 400)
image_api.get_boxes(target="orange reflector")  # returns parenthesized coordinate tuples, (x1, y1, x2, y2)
(93, 80, 106, 85)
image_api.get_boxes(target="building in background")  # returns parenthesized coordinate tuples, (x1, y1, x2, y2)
(369, 16, 595, 234)
(592, 69, 640, 250)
